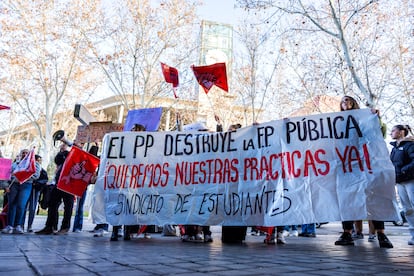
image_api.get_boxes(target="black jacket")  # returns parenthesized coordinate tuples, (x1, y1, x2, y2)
(390, 137, 414, 183)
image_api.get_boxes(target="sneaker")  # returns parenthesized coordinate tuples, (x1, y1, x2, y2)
(408, 239, 414, 245)
(74, 229, 81, 233)
(282, 230, 289, 237)
(93, 229, 104, 237)
(1, 225, 14, 234)
(335, 232, 354, 246)
(181, 234, 190, 242)
(276, 232, 286, 244)
(290, 230, 299, 237)
(27, 227, 33, 233)
(195, 233, 204, 241)
(352, 232, 364, 239)
(368, 234, 376, 242)
(13, 225, 24, 234)
(144, 233, 151, 239)
(378, 233, 393, 248)
(204, 234, 213, 243)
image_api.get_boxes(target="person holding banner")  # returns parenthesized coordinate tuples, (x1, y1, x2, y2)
(110, 124, 155, 241)
(179, 120, 214, 243)
(2, 149, 41, 234)
(36, 143, 73, 235)
(334, 96, 393, 248)
(390, 124, 414, 245)
(23, 155, 48, 232)
(216, 116, 248, 244)
(72, 143, 99, 233)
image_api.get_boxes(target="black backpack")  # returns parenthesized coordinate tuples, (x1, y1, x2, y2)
(33, 168, 48, 191)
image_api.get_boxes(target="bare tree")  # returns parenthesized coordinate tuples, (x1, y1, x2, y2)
(236, 0, 385, 107)
(0, 0, 99, 166)
(232, 13, 284, 124)
(237, 0, 414, 124)
(83, 0, 201, 115)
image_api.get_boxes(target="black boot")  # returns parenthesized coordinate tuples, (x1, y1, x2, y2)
(110, 226, 120, 241)
(334, 232, 354, 246)
(124, 226, 131, 241)
(378, 233, 393, 248)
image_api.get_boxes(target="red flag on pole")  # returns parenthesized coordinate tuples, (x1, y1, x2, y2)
(57, 146, 100, 197)
(0, 105, 10, 110)
(13, 148, 36, 183)
(191, 62, 228, 94)
(161, 62, 179, 98)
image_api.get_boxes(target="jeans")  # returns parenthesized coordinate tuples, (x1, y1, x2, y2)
(73, 190, 87, 231)
(23, 188, 41, 229)
(397, 180, 414, 239)
(7, 181, 32, 227)
(301, 223, 316, 234)
(284, 225, 298, 231)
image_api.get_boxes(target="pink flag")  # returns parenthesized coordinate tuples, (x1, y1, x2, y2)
(0, 158, 12, 181)
(191, 63, 228, 94)
(13, 148, 36, 183)
(57, 146, 100, 197)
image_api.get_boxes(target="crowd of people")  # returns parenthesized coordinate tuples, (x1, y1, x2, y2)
(1, 96, 414, 249)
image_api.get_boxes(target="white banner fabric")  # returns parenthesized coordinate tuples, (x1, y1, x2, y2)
(92, 109, 399, 226)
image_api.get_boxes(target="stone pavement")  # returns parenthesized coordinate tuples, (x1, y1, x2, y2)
(0, 216, 413, 276)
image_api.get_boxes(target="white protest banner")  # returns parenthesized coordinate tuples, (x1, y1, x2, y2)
(92, 109, 399, 226)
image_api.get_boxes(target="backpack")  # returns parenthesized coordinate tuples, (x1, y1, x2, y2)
(38, 184, 55, 210)
(33, 168, 48, 191)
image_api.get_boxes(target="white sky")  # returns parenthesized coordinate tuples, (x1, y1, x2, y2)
(197, 0, 239, 25)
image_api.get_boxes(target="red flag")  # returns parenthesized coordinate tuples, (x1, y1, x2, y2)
(191, 63, 228, 94)
(161, 62, 179, 98)
(57, 146, 100, 197)
(0, 105, 10, 110)
(13, 148, 36, 183)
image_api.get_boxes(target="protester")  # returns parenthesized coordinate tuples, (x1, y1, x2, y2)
(389, 124, 414, 245)
(23, 155, 48, 232)
(216, 116, 247, 244)
(35, 143, 74, 235)
(334, 95, 393, 248)
(72, 143, 99, 233)
(110, 124, 153, 241)
(2, 149, 41, 234)
(73, 190, 87, 233)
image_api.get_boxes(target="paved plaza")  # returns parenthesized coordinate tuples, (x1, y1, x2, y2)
(0, 216, 413, 275)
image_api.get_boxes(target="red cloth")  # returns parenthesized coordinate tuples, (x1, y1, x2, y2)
(0, 105, 10, 110)
(161, 62, 179, 98)
(57, 146, 100, 197)
(191, 63, 228, 94)
(13, 148, 36, 184)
